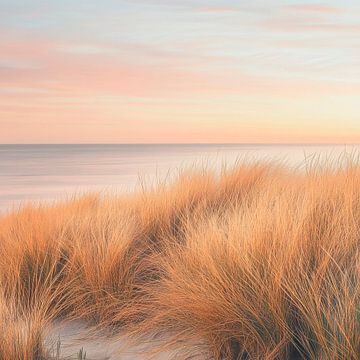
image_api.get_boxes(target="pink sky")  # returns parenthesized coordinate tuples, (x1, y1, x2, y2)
(1, 1, 360, 143)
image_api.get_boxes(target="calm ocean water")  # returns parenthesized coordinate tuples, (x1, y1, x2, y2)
(0, 144, 359, 213)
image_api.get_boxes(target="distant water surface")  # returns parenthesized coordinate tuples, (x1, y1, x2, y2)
(0, 144, 359, 213)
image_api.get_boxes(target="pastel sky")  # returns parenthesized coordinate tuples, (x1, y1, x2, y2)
(1, 0, 360, 143)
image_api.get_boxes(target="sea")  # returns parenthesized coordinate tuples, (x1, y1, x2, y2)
(1, 144, 359, 213)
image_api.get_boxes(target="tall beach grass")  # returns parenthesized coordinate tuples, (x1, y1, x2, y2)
(0, 158, 359, 359)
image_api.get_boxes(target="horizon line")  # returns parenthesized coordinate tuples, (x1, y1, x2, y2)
(0, 142, 360, 146)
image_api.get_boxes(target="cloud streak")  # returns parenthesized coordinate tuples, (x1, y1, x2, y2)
(284, 4, 343, 14)
(1, 0, 360, 143)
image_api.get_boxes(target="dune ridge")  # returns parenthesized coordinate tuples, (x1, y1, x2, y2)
(0, 159, 359, 359)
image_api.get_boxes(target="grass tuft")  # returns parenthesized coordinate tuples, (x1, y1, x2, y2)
(0, 160, 359, 359)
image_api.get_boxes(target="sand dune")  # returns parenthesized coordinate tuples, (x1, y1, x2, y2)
(0, 159, 359, 359)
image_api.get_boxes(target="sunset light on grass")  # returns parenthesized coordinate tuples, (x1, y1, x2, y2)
(1, 1, 360, 359)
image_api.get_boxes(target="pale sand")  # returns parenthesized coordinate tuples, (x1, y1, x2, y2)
(45, 321, 204, 360)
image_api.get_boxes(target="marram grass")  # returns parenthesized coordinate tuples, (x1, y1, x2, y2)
(0, 160, 359, 359)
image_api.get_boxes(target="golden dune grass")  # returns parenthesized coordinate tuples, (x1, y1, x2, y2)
(0, 160, 359, 359)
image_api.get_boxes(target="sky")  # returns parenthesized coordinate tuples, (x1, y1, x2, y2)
(0, 0, 360, 144)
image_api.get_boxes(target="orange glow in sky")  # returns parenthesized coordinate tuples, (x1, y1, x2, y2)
(1, 1, 360, 143)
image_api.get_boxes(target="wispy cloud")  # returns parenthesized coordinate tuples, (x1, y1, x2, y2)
(1, 0, 360, 143)
(196, 6, 240, 14)
(284, 4, 343, 14)
(263, 3, 358, 34)
(264, 18, 360, 34)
